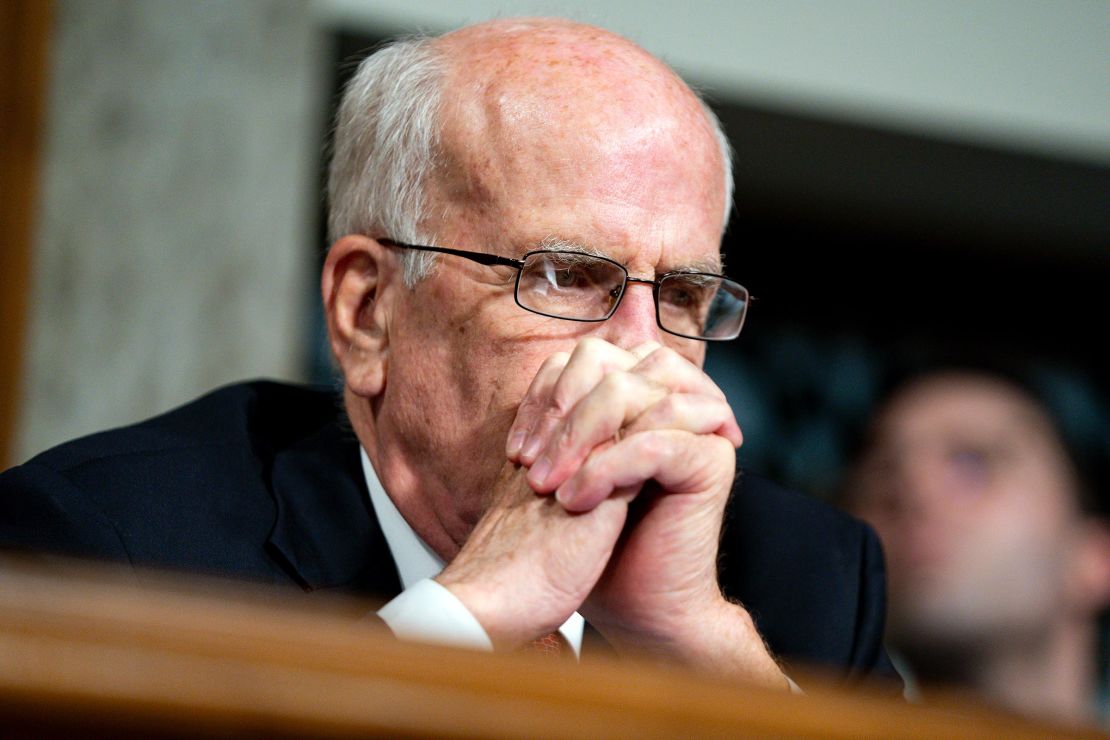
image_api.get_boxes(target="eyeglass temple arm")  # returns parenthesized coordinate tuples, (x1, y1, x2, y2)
(379, 239, 523, 270)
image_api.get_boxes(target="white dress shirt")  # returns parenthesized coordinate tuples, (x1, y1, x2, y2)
(363, 448, 584, 657)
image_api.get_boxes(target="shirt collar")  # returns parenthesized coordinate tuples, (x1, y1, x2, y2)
(360, 447, 584, 655)
(361, 447, 444, 589)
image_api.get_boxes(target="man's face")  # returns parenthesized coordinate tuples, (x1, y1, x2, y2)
(848, 375, 1081, 650)
(370, 31, 728, 555)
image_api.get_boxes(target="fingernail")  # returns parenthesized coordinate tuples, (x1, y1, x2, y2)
(520, 435, 542, 463)
(530, 456, 551, 487)
(555, 482, 573, 506)
(507, 430, 526, 457)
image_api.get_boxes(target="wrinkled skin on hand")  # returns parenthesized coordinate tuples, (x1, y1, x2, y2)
(436, 459, 635, 649)
(437, 338, 785, 686)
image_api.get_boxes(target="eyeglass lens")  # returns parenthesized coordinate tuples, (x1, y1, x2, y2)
(517, 252, 627, 321)
(515, 251, 747, 339)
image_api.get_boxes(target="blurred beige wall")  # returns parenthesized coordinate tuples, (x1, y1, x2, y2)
(16, 0, 326, 462)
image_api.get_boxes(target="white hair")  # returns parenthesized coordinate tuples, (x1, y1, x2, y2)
(326, 35, 735, 288)
(327, 36, 445, 287)
(702, 100, 735, 234)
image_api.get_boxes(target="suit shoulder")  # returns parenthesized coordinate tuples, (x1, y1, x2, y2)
(719, 469, 886, 673)
(728, 470, 871, 548)
(15, 380, 341, 475)
(0, 380, 347, 577)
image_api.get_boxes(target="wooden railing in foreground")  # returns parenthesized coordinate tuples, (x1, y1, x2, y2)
(0, 557, 1099, 738)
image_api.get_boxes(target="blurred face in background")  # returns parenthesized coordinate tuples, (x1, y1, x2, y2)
(847, 373, 1088, 655)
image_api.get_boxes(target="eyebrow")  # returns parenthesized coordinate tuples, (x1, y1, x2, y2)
(537, 235, 609, 258)
(534, 235, 725, 275)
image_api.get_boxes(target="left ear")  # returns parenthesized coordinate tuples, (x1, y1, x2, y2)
(321, 235, 397, 399)
(1067, 518, 1110, 613)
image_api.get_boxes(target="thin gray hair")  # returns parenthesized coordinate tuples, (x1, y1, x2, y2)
(326, 34, 735, 288)
(701, 99, 735, 236)
(327, 36, 445, 287)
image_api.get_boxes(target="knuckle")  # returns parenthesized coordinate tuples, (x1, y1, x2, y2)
(575, 336, 607, 357)
(542, 351, 571, 372)
(652, 346, 686, 371)
(549, 385, 576, 416)
(578, 336, 635, 371)
(517, 392, 547, 415)
(657, 393, 685, 419)
(637, 345, 682, 375)
(599, 370, 632, 396)
(518, 389, 544, 408)
(555, 416, 582, 452)
(633, 430, 665, 459)
(541, 397, 570, 424)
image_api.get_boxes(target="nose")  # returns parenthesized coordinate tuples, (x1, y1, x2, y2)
(599, 281, 664, 350)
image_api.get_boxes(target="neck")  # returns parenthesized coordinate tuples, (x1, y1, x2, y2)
(345, 389, 465, 563)
(971, 616, 1098, 726)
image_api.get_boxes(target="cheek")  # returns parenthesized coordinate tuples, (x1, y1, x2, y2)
(989, 464, 1072, 537)
(956, 487, 1063, 589)
(412, 311, 565, 429)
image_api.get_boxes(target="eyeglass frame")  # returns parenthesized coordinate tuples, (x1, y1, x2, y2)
(378, 238, 749, 341)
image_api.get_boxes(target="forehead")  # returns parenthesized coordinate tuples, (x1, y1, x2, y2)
(858, 376, 1084, 522)
(429, 27, 726, 274)
(871, 376, 1061, 457)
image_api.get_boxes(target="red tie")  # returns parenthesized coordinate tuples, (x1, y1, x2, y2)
(523, 630, 570, 658)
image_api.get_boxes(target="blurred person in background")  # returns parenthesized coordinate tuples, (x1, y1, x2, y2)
(843, 366, 1110, 725)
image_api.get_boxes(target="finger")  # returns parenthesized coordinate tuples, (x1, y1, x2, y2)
(507, 351, 569, 461)
(628, 348, 738, 446)
(628, 340, 663, 361)
(554, 430, 736, 513)
(630, 345, 727, 401)
(518, 337, 638, 465)
(528, 346, 740, 491)
(532, 390, 739, 492)
(623, 393, 742, 448)
(526, 371, 668, 491)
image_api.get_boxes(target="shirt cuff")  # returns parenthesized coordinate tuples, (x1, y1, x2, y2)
(377, 577, 494, 651)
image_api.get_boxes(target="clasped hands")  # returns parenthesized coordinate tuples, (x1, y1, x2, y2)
(437, 338, 786, 686)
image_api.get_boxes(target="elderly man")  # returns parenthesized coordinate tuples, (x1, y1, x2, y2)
(0, 19, 893, 686)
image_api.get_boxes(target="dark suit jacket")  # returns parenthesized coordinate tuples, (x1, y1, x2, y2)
(0, 380, 896, 682)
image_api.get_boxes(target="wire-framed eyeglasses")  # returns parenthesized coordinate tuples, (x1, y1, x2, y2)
(380, 239, 750, 341)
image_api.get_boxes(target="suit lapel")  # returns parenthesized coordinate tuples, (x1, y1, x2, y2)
(266, 420, 402, 599)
